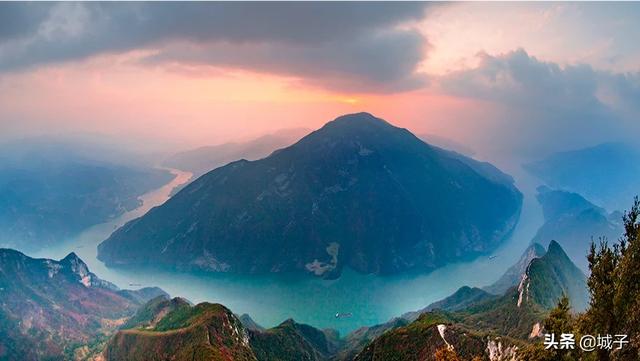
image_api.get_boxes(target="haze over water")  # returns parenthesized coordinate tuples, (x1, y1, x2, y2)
(24, 161, 543, 335)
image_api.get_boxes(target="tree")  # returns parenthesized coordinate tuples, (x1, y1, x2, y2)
(519, 296, 579, 361)
(582, 198, 640, 361)
(583, 239, 619, 361)
(544, 295, 573, 336)
(517, 343, 556, 361)
(612, 198, 640, 360)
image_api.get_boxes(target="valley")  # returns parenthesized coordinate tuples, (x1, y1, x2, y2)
(3, 118, 636, 360)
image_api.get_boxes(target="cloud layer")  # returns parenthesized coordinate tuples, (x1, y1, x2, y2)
(439, 49, 640, 156)
(0, 2, 429, 92)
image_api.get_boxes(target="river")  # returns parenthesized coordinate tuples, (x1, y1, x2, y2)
(27, 163, 544, 336)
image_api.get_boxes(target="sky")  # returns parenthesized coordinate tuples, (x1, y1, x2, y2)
(0, 2, 639, 158)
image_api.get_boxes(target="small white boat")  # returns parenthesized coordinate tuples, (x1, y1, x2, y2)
(335, 312, 353, 319)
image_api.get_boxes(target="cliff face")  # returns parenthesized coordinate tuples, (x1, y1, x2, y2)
(99, 112, 522, 278)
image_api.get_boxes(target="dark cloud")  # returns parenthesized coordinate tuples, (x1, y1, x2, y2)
(0, 3, 52, 41)
(439, 49, 640, 156)
(0, 2, 429, 92)
(144, 27, 427, 92)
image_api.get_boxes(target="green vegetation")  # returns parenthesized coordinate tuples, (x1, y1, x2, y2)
(581, 198, 640, 360)
(152, 302, 211, 331)
(105, 301, 257, 361)
(518, 296, 580, 361)
(250, 319, 340, 361)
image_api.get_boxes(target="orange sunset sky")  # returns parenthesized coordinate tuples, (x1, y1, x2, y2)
(1, 2, 639, 158)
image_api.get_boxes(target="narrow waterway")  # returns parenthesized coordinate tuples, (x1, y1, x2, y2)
(28, 164, 543, 335)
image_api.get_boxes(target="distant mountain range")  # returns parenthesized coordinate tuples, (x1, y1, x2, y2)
(98, 113, 522, 278)
(0, 248, 166, 361)
(163, 128, 310, 177)
(525, 142, 640, 212)
(418, 133, 475, 156)
(531, 186, 623, 271)
(0, 140, 174, 252)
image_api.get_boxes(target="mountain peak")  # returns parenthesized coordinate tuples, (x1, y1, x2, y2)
(62, 251, 82, 262)
(547, 240, 563, 254)
(59, 252, 106, 288)
(545, 240, 575, 265)
(61, 252, 89, 272)
(99, 113, 522, 277)
(331, 112, 385, 123)
(319, 112, 396, 135)
(523, 241, 588, 310)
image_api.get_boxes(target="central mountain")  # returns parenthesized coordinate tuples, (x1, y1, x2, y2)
(98, 113, 522, 277)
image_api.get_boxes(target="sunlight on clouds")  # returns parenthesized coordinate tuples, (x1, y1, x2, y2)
(417, 3, 640, 75)
(0, 52, 369, 147)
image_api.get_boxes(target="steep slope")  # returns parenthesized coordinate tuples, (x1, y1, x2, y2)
(99, 112, 522, 278)
(0, 248, 166, 361)
(525, 142, 640, 211)
(532, 186, 623, 271)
